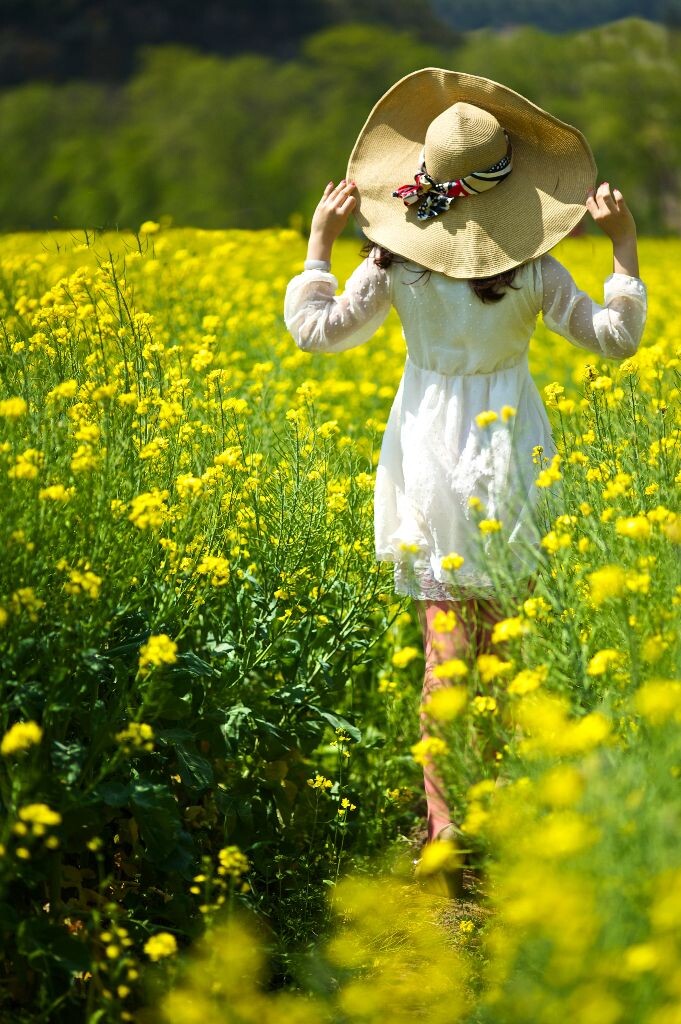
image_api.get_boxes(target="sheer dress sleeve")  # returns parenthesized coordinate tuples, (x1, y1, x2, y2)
(284, 250, 392, 354)
(540, 252, 647, 359)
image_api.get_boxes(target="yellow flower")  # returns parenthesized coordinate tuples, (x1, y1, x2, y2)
(417, 838, 462, 875)
(501, 405, 516, 422)
(139, 220, 161, 235)
(475, 410, 498, 428)
(642, 635, 668, 664)
(10, 587, 45, 622)
(116, 723, 155, 751)
(139, 634, 178, 670)
(421, 686, 467, 722)
(307, 773, 333, 790)
(128, 489, 170, 530)
(218, 845, 250, 878)
(602, 472, 633, 501)
(38, 484, 74, 502)
(633, 679, 681, 726)
(196, 555, 231, 587)
(431, 609, 458, 633)
(473, 695, 497, 714)
(468, 496, 483, 511)
(476, 653, 514, 683)
(18, 804, 61, 827)
(143, 932, 178, 961)
(538, 765, 585, 807)
(461, 802, 489, 835)
(535, 454, 562, 487)
(625, 571, 650, 595)
(432, 659, 469, 680)
(623, 944, 662, 973)
(615, 515, 651, 540)
(507, 664, 549, 694)
(523, 596, 551, 619)
(540, 530, 571, 554)
(491, 616, 529, 643)
(8, 448, 44, 480)
(587, 565, 627, 606)
(47, 380, 79, 401)
(377, 678, 398, 694)
(64, 568, 102, 600)
(391, 646, 421, 669)
(479, 518, 503, 533)
(317, 419, 340, 439)
(1, 721, 43, 756)
(411, 737, 448, 766)
(543, 382, 565, 406)
(563, 712, 612, 753)
(338, 797, 357, 816)
(0, 396, 28, 418)
(586, 649, 624, 676)
(533, 811, 600, 859)
(441, 551, 464, 571)
(661, 512, 681, 543)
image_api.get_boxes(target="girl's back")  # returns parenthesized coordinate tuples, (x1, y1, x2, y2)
(390, 255, 540, 375)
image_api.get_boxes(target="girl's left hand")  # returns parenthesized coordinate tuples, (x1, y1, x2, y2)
(585, 182, 637, 242)
(309, 180, 357, 248)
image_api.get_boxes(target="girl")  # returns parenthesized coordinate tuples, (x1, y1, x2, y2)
(283, 69, 647, 870)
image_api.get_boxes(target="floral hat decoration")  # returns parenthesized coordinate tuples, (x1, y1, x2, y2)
(346, 68, 597, 279)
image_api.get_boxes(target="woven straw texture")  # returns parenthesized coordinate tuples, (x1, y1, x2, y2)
(346, 68, 597, 279)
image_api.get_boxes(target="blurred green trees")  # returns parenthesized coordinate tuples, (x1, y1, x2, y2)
(0, 17, 678, 234)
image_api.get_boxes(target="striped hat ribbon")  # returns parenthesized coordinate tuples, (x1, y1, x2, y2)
(392, 130, 513, 221)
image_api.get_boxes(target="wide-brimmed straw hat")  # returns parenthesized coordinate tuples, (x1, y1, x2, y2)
(346, 68, 597, 279)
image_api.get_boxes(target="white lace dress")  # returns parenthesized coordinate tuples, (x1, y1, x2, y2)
(283, 250, 648, 602)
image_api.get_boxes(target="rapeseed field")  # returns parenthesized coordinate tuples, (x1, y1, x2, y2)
(0, 225, 679, 1022)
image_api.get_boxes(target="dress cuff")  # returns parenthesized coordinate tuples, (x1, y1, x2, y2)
(604, 272, 647, 301)
(304, 258, 332, 272)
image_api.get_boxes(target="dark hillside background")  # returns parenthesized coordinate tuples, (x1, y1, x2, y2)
(1, 0, 459, 86)
(434, 0, 681, 32)
(0, 2, 679, 234)
(2, 0, 680, 87)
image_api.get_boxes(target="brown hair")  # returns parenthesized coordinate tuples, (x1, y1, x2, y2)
(360, 240, 523, 304)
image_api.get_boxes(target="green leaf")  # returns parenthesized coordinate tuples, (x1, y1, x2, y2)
(17, 916, 91, 975)
(305, 706, 362, 743)
(93, 780, 131, 807)
(0, 902, 18, 935)
(131, 780, 182, 862)
(175, 745, 214, 791)
(51, 740, 86, 785)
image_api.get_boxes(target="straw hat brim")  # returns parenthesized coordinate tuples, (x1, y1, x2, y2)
(346, 68, 597, 279)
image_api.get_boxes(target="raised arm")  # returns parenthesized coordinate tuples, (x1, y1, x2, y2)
(284, 253, 391, 354)
(284, 177, 391, 353)
(540, 252, 647, 359)
(542, 180, 648, 359)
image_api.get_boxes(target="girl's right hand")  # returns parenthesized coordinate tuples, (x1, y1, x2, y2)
(310, 180, 357, 245)
(585, 181, 637, 242)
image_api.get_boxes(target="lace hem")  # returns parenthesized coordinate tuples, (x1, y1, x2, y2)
(392, 559, 532, 602)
